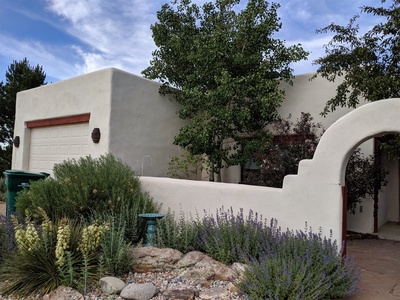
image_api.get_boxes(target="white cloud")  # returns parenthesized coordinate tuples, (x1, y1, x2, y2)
(46, 0, 95, 23)
(44, 0, 160, 77)
(0, 34, 81, 80)
(285, 35, 333, 74)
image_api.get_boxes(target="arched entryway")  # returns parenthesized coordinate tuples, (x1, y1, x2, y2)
(307, 98, 400, 251)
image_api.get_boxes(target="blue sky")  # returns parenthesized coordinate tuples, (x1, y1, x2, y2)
(0, 0, 385, 83)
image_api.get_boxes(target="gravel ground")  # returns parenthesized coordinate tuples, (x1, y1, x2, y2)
(0, 270, 249, 300)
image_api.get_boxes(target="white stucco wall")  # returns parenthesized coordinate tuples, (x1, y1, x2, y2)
(107, 69, 186, 177)
(278, 73, 357, 129)
(221, 72, 393, 235)
(13, 68, 114, 171)
(141, 99, 400, 251)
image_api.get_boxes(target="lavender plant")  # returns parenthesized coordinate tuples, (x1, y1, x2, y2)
(197, 208, 271, 264)
(237, 228, 358, 299)
(154, 207, 358, 298)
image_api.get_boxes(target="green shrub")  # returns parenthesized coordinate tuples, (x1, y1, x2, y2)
(0, 212, 108, 297)
(15, 154, 159, 243)
(155, 209, 199, 253)
(98, 214, 134, 275)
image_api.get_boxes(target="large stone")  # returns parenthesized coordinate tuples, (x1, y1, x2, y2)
(162, 288, 197, 299)
(175, 251, 206, 268)
(131, 246, 183, 272)
(99, 276, 126, 295)
(43, 286, 83, 300)
(179, 266, 215, 281)
(120, 282, 157, 300)
(177, 252, 237, 281)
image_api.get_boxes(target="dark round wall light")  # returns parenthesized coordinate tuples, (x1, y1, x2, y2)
(13, 136, 20, 147)
(91, 128, 101, 143)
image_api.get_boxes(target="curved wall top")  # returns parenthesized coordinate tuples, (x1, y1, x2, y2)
(305, 98, 400, 185)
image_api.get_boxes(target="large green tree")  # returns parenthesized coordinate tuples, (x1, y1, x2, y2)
(143, 0, 308, 181)
(0, 58, 46, 173)
(314, 0, 400, 115)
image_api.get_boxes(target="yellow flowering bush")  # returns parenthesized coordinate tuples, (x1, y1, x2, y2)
(55, 219, 71, 267)
(13, 217, 39, 252)
(37, 207, 53, 237)
(78, 221, 109, 256)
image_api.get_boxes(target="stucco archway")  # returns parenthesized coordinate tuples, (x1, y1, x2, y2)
(287, 98, 400, 248)
(301, 98, 400, 186)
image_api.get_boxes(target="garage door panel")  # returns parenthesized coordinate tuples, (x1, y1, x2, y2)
(29, 123, 90, 175)
(49, 145, 58, 155)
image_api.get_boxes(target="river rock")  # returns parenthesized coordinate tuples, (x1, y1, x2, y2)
(120, 282, 157, 300)
(99, 276, 126, 295)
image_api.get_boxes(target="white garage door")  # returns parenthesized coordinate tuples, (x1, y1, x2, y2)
(29, 123, 90, 175)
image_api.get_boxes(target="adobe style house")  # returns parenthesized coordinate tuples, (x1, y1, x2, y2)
(12, 68, 400, 242)
(12, 68, 187, 178)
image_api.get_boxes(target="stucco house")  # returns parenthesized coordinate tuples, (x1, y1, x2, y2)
(12, 67, 400, 242)
(12, 68, 186, 178)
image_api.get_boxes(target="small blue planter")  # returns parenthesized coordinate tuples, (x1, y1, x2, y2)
(139, 213, 165, 246)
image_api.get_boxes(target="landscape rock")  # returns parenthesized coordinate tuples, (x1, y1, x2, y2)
(129, 247, 240, 285)
(162, 288, 197, 299)
(99, 276, 126, 295)
(131, 246, 183, 272)
(43, 286, 83, 300)
(175, 251, 206, 268)
(120, 282, 157, 300)
(177, 252, 237, 281)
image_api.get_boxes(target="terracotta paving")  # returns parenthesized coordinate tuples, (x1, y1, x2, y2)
(342, 238, 400, 299)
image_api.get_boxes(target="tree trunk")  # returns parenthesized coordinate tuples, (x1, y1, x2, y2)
(209, 165, 215, 181)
